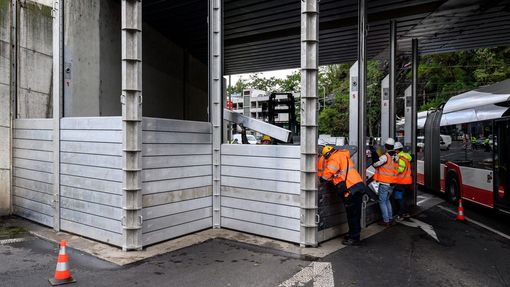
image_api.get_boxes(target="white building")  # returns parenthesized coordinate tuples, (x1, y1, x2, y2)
(231, 89, 300, 124)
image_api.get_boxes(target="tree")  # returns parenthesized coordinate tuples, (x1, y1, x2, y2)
(278, 71, 301, 92)
(418, 47, 510, 111)
(316, 61, 384, 137)
(226, 78, 247, 96)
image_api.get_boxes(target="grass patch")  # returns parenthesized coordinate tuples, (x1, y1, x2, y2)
(0, 226, 27, 239)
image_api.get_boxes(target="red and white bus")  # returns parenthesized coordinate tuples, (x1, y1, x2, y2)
(417, 79, 510, 214)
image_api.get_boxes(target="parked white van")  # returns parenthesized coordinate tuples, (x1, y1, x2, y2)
(440, 134, 452, 150)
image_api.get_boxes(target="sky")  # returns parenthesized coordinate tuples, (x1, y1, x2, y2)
(226, 68, 298, 87)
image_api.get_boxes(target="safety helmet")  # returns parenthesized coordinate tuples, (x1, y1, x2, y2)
(394, 142, 404, 150)
(385, 138, 395, 146)
(321, 145, 334, 156)
(261, 135, 271, 142)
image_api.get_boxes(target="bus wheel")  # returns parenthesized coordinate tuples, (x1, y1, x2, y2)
(446, 174, 460, 203)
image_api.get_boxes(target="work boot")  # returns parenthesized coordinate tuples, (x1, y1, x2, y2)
(377, 220, 391, 227)
(342, 238, 361, 246)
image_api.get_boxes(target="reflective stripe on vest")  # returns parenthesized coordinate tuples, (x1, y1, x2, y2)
(317, 156, 326, 177)
(374, 154, 399, 184)
(397, 156, 412, 184)
(328, 151, 362, 188)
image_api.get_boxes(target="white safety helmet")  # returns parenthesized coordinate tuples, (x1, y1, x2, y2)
(385, 138, 395, 146)
(394, 142, 404, 150)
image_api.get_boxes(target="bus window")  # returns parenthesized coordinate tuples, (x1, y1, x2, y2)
(417, 130, 425, 161)
(439, 124, 472, 165)
(439, 121, 493, 170)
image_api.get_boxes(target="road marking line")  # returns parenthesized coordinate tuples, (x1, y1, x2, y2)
(399, 218, 439, 242)
(279, 262, 335, 287)
(417, 198, 428, 205)
(313, 262, 334, 287)
(279, 263, 314, 287)
(0, 238, 26, 244)
(437, 205, 510, 241)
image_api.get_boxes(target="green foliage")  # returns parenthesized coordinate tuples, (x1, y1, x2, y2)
(315, 61, 384, 137)
(227, 47, 510, 137)
(226, 78, 247, 96)
(418, 47, 510, 111)
(279, 71, 301, 92)
(226, 71, 301, 95)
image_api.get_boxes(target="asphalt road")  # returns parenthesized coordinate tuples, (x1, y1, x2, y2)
(322, 203, 510, 287)
(1, 196, 509, 287)
(0, 237, 310, 287)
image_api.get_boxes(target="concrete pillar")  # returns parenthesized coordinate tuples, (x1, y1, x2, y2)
(300, 0, 318, 247)
(349, 61, 359, 169)
(209, 0, 222, 228)
(121, 0, 143, 251)
(357, 0, 367, 182)
(380, 75, 390, 144)
(0, 0, 14, 215)
(404, 85, 412, 147)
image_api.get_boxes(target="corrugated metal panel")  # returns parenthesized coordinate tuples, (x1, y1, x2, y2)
(220, 144, 301, 243)
(12, 119, 54, 227)
(142, 0, 510, 74)
(141, 117, 213, 246)
(59, 117, 123, 246)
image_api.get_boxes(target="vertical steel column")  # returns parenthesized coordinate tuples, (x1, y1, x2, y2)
(209, 0, 222, 228)
(10, 0, 17, 119)
(389, 20, 397, 139)
(51, 0, 63, 231)
(300, 0, 318, 247)
(357, 0, 367, 183)
(380, 75, 389, 144)
(121, 0, 143, 251)
(411, 39, 419, 205)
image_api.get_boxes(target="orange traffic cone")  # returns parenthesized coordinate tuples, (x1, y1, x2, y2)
(456, 199, 466, 221)
(49, 240, 76, 286)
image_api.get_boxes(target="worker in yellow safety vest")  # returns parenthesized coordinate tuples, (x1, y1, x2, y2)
(393, 142, 412, 220)
(372, 138, 399, 226)
(321, 146, 365, 246)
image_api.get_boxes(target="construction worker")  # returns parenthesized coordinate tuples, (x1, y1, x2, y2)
(393, 142, 412, 220)
(367, 137, 380, 165)
(372, 137, 399, 226)
(260, 135, 272, 145)
(317, 146, 330, 178)
(471, 135, 478, 150)
(321, 146, 365, 246)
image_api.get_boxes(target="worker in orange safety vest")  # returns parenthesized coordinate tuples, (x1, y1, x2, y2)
(372, 138, 399, 226)
(321, 146, 365, 246)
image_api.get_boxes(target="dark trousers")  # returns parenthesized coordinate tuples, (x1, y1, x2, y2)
(344, 183, 364, 241)
(393, 184, 410, 215)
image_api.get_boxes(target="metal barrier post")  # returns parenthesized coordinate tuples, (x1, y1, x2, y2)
(300, 0, 319, 247)
(411, 38, 419, 205)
